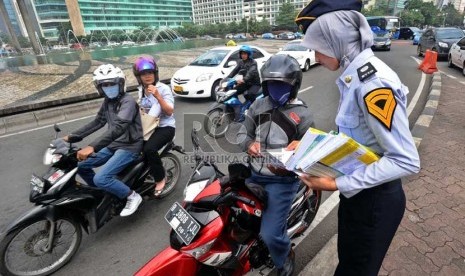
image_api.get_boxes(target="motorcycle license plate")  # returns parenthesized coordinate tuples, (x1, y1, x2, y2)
(165, 202, 200, 245)
(173, 85, 183, 93)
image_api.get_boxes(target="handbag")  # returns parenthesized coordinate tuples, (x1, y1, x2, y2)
(139, 107, 159, 141)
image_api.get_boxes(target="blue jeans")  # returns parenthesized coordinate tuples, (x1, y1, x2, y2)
(246, 173, 299, 268)
(77, 147, 139, 199)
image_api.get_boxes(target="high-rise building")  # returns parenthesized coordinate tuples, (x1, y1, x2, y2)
(192, 0, 308, 26)
(34, 0, 192, 40)
(1, 0, 27, 37)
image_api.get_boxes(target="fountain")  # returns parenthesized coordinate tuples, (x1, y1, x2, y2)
(66, 30, 84, 53)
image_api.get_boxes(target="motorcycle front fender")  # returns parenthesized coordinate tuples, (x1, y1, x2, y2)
(207, 102, 225, 112)
(2, 205, 55, 237)
(135, 247, 199, 276)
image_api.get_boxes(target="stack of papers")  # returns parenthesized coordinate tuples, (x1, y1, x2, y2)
(265, 128, 380, 177)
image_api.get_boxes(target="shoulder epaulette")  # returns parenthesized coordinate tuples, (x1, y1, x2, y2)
(357, 62, 377, 82)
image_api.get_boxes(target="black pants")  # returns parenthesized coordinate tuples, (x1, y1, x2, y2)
(143, 126, 175, 182)
(334, 179, 405, 276)
(236, 84, 260, 102)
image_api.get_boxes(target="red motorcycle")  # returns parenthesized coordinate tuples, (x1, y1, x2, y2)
(135, 129, 322, 276)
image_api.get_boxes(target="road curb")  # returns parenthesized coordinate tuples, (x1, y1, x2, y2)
(411, 71, 441, 147)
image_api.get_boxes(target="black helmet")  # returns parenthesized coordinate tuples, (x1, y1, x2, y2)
(261, 54, 302, 101)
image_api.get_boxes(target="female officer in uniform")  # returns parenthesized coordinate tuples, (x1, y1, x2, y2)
(296, 1, 421, 275)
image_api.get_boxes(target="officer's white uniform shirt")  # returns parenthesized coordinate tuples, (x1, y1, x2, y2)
(335, 48, 420, 198)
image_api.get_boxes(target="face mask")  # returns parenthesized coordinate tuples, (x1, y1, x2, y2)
(102, 84, 120, 99)
(267, 81, 292, 107)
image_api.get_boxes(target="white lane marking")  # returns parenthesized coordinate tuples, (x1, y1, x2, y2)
(0, 115, 95, 139)
(298, 86, 314, 94)
(408, 56, 427, 116)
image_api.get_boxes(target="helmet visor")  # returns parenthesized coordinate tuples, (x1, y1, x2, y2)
(94, 77, 121, 86)
(134, 58, 156, 72)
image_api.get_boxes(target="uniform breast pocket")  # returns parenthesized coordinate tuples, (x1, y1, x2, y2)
(335, 113, 369, 145)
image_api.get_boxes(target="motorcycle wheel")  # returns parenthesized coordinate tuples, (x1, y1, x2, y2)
(204, 108, 232, 138)
(144, 152, 181, 199)
(290, 189, 322, 238)
(0, 216, 82, 276)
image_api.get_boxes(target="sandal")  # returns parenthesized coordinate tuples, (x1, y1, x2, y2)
(153, 178, 166, 198)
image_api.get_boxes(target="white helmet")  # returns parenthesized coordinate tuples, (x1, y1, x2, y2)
(92, 64, 126, 98)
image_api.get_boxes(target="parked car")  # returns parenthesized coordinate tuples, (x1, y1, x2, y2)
(371, 32, 392, 51)
(418, 27, 464, 59)
(225, 33, 234, 39)
(399, 27, 420, 40)
(413, 30, 424, 45)
(276, 39, 317, 71)
(262, 33, 275, 39)
(277, 32, 296, 40)
(70, 43, 84, 49)
(233, 33, 246, 40)
(170, 45, 271, 99)
(294, 32, 303, 39)
(89, 42, 102, 48)
(447, 36, 465, 75)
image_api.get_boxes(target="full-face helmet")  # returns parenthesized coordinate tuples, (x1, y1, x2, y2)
(238, 45, 253, 60)
(92, 64, 126, 100)
(260, 54, 302, 106)
(133, 55, 159, 85)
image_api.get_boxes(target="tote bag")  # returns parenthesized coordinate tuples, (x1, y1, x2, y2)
(140, 108, 159, 141)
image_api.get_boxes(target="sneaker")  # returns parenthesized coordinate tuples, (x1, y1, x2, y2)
(120, 191, 142, 217)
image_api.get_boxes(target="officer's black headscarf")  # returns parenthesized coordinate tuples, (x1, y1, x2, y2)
(301, 10, 373, 70)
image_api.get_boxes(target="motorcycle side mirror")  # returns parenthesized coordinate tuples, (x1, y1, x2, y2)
(54, 124, 61, 133)
(67, 134, 82, 143)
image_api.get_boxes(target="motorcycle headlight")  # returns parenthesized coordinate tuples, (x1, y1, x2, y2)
(196, 73, 213, 82)
(438, 42, 448, 48)
(183, 239, 216, 259)
(43, 148, 62, 165)
(30, 174, 45, 193)
(184, 179, 209, 202)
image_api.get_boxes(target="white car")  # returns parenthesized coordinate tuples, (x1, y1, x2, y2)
(448, 36, 465, 76)
(171, 45, 272, 99)
(276, 39, 317, 72)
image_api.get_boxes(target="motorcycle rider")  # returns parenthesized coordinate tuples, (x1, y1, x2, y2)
(224, 45, 261, 121)
(237, 54, 315, 276)
(64, 64, 144, 217)
(133, 55, 176, 198)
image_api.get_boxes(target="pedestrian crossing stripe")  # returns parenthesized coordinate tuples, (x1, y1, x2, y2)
(364, 88, 397, 131)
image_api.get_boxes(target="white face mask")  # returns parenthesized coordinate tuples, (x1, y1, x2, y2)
(102, 84, 119, 99)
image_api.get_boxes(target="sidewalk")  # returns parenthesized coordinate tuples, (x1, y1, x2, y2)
(300, 74, 465, 275)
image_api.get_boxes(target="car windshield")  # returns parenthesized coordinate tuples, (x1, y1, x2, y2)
(190, 49, 229, 66)
(283, 43, 307, 51)
(373, 32, 390, 38)
(437, 29, 464, 39)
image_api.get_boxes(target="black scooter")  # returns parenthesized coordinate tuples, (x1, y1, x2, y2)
(0, 124, 184, 276)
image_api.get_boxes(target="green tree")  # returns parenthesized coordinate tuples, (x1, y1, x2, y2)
(276, 1, 298, 30)
(17, 35, 31, 48)
(176, 23, 198, 38)
(399, 9, 424, 27)
(0, 33, 11, 44)
(441, 3, 463, 27)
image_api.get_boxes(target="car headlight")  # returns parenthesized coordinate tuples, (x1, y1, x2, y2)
(386, 40, 391, 45)
(196, 73, 213, 82)
(438, 42, 448, 48)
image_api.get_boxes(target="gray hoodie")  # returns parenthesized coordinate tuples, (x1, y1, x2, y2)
(238, 96, 314, 176)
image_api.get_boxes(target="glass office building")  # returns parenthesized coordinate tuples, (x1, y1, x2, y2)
(34, 0, 192, 39)
(192, 0, 307, 25)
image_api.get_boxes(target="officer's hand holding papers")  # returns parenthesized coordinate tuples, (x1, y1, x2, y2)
(265, 128, 380, 178)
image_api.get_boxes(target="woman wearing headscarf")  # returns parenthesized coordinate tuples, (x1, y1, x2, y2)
(296, 1, 420, 275)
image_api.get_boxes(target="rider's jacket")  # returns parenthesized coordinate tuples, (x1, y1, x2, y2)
(226, 59, 261, 87)
(71, 93, 143, 154)
(238, 96, 314, 177)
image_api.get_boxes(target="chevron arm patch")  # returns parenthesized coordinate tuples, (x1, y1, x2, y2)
(363, 88, 397, 130)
